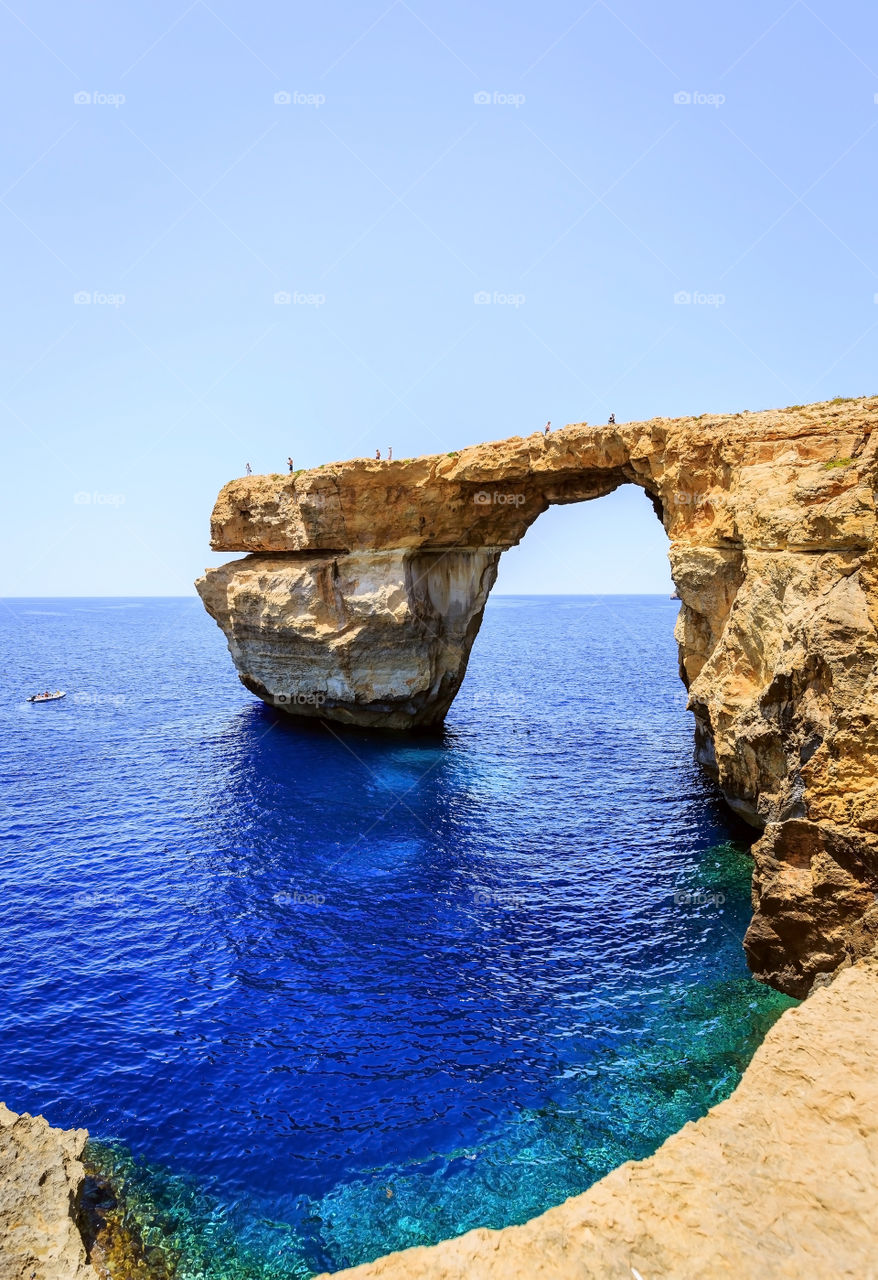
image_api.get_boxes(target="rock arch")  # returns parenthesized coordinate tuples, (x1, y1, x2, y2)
(197, 397, 878, 995)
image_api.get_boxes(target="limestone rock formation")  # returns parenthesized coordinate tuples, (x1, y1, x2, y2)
(197, 397, 878, 994)
(0, 1104, 92, 1280)
(198, 549, 500, 729)
(322, 949, 878, 1280)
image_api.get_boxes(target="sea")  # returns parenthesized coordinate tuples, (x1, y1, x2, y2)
(0, 595, 795, 1277)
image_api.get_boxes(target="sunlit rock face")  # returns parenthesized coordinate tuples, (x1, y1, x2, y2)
(197, 548, 501, 730)
(0, 1103, 92, 1280)
(197, 396, 878, 994)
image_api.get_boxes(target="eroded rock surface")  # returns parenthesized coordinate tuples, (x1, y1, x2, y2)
(198, 548, 500, 729)
(197, 397, 878, 993)
(322, 951, 878, 1280)
(0, 1104, 92, 1280)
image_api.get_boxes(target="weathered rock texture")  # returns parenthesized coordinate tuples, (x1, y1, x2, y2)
(199, 549, 500, 729)
(323, 951, 878, 1280)
(0, 1104, 92, 1280)
(197, 396, 878, 994)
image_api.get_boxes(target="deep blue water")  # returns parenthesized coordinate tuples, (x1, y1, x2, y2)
(0, 596, 793, 1276)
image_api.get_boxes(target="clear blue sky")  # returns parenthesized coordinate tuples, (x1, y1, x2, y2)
(2, 0, 876, 595)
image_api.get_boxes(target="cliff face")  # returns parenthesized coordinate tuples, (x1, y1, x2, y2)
(0, 1104, 92, 1280)
(198, 549, 500, 729)
(197, 396, 878, 994)
(319, 949, 878, 1280)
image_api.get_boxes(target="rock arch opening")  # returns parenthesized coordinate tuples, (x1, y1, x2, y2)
(492, 483, 673, 597)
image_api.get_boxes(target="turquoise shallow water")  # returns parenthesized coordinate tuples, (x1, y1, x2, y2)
(0, 596, 795, 1275)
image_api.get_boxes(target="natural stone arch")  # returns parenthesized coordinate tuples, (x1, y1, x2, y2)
(197, 434, 661, 732)
(197, 397, 878, 995)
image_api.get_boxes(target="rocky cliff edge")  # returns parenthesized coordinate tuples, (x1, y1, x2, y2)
(0, 1104, 91, 1280)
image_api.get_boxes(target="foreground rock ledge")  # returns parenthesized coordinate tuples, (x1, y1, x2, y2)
(321, 954, 878, 1280)
(198, 397, 878, 994)
(0, 1103, 92, 1280)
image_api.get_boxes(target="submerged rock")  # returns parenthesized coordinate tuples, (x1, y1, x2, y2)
(197, 397, 878, 994)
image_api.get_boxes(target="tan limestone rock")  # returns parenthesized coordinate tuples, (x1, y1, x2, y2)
(0, 1105, 92, 1280)
(198, 548, 500, 729)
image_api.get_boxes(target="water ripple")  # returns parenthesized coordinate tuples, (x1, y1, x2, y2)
(0, 596, 795, 1276)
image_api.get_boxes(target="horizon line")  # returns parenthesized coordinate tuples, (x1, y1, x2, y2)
(0, 591, 678, 600)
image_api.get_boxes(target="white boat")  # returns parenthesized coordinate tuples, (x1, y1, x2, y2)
(27, 691, 66, 703)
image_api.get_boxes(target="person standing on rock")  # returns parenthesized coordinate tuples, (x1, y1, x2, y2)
(388, 447, 393, 461)
(287, 456, 294, 473)
(544, 421, 551, 435)
(245, 462, 252, 475)
(375, 449, 381, 460)
(608, 413, 615, 424)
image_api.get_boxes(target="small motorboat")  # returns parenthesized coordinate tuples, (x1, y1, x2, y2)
(27, 691, 66, 703)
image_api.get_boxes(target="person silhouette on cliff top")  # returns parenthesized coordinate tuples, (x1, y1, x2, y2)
(544, 421, 551, 435)
(608, 413, 616, 424)
(245, 462, 252, 475)
(287, 456, 294, 473)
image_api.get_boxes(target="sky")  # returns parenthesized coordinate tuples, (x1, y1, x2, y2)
(1, 0, 876, 596)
